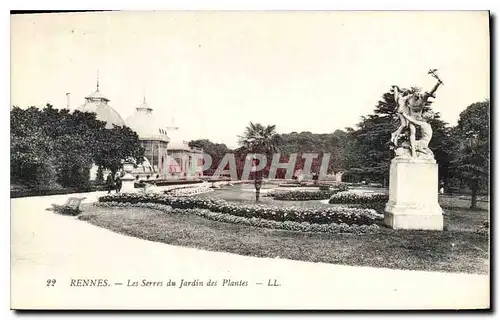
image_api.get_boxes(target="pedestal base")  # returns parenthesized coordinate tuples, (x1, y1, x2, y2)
(384, 158, 443, 231)
(384, 205, 443, 231)
(120, 175, 136, 193)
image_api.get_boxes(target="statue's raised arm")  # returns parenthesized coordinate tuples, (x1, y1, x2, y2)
(391, 85, 409, 114)
(424, 69, 444, 101)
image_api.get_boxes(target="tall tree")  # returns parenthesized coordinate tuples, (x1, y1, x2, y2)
(450, 100, 490, 209)
(93, 125, 145, 175)
(11, 105, 144, 190)
(343, 88, 451, 185)
(238, 122, 281, 201)
(11, 106, 58, 189)
(188, 139, 233, 176)
(278, 129, 348, 174)
(343, 90, 398, 184)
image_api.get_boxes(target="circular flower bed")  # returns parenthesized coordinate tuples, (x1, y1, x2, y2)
(93, 201, 379, 234)
(99, 193, 380, 226)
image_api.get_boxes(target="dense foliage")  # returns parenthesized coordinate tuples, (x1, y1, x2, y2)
(188, 139, 233, 176)
(275, 130, 349, 175)
(188, 130, 352, 182)
(328, 191, 389, 204)
(448, 101, 490, 208)
(342, 88, 452, 185)
(11, 105, 144, 191)
(265, 189, 338, 201)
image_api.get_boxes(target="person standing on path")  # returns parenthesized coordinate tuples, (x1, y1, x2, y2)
(106, 173, 115, 194)
(115, 172, 123, 193)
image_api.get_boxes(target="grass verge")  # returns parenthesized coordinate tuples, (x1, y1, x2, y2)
(79, 193, 489, 274)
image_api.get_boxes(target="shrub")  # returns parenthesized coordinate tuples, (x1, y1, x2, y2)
(98, 193, 379, 226)
(268, 190, 337, 201)
(329, 191, 388, 204)
(134, 182, 146, 188)
(338, 184, 349, 192)
(319, 185, 330, 191)
(10, 182, 107, 198)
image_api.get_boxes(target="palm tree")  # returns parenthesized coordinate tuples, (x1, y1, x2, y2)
(238, 122, 281, 202)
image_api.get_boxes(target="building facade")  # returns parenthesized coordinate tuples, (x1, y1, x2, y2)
(75, 79, 203, 181)
(77, 81, 126, 180)
(78, 80, 125, 129)
(125, 98, 203, 180)
(162, 124, 204, 179)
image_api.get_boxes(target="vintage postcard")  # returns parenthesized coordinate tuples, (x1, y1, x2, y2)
(10, 10, 490, 310)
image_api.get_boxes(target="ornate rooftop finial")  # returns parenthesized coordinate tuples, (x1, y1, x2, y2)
(136, 90, 152, 112)
(84, 70, 110, 103)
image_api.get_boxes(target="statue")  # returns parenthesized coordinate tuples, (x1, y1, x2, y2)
(390, 69, 443, 159)
(384, 69, 445, 231)
(397, 111, 435, 158)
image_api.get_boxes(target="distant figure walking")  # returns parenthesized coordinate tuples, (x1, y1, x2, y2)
(312, 172, 319, 185)
(106, 173, 115, 194)
(115, 172, 122, 193)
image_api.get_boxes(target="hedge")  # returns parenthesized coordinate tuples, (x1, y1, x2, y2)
(329, 191, 388, 204)
(266, 190, 338, 201)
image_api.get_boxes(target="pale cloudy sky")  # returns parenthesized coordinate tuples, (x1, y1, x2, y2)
(11, 11, 489, 148)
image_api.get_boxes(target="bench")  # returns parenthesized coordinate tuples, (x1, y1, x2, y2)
(49, 196, 87, 216)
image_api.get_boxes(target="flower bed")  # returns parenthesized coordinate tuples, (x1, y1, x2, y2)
(266, 189, 338, 201)
(93, 201, 379, 234)
(99, 193, 379, 226)
(329, 191, 388, 204)
(151, 179, 203, 186)
(164, 184, 213, 197)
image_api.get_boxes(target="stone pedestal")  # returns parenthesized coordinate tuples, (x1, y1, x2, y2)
(384, 158, 443, 230)
(120, 162, 137, 193)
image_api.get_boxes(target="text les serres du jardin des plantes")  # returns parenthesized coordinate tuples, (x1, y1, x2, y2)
(67, 278, 281, 288)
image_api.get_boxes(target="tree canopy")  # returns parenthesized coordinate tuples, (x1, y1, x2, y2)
(188, 139, 232, 176)
(11, 104, 144, 190)
(342, 88, 452, 185)
(449, 100, 490, 208)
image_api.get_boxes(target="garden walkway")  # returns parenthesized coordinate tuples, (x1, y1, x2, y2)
(11, 192, 489, 310)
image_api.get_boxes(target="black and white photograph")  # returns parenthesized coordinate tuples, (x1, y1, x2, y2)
(9, 10, 490, 310)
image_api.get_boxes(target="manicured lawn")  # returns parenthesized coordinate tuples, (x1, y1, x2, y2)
(78, 190, 489, 274)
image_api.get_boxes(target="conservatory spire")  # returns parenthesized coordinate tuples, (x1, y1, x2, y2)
(96, 70, 100, 91)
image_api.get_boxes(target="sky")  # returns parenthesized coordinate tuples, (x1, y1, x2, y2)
(11, 11, 489, 148)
